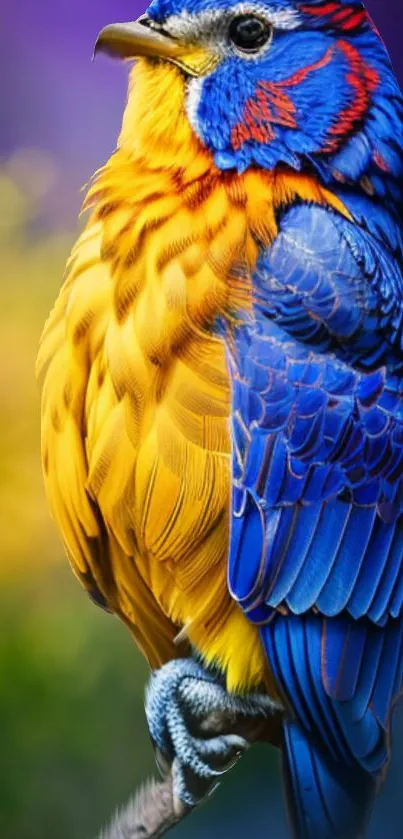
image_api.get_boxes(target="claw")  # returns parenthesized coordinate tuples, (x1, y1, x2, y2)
(154, 746, 171, 778)
(145, 658, 281, 809)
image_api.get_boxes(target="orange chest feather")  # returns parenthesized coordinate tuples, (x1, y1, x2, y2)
(38, 64, 348, 691)
(79, 157, 346, 690)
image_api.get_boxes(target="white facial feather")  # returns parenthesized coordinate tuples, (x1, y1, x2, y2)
(186, 77, 205, 137)
(165, 4, 301, 43)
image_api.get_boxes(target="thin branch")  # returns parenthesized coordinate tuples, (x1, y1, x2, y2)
(99, 772, 191, 839)
(97, 710, 283, 839)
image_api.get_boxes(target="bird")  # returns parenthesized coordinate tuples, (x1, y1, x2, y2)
(37, 1, 403, 836)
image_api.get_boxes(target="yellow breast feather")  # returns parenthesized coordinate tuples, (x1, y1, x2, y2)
(38, 60, 349, 692)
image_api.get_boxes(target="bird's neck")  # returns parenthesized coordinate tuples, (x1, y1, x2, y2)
(84, 62, 350, 356)
(118, 59, 210, 175)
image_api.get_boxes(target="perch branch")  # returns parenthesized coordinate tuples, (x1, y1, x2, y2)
(99, 772, 191, 839)
(98, 710, 283, 839)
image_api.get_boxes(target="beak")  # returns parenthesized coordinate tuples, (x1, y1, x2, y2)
(94, 19, 219, 77)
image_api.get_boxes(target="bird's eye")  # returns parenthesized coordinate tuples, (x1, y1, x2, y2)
(228, 14, 272, 53)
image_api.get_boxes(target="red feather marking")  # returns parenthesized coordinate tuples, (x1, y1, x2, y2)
(260, 46, 335, 91)
(230, 37, 378, 156)
(231, 48, 334, 151)
(373, 151, 389, 172)
(299, 2, 367, 32)
(338, 11, 367, 32)
(299, 1, 340, 15)
(324, 40, 379, 152)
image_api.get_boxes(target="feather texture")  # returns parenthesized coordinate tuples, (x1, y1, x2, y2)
(229, 205, 403, 627)
(38, 59, 347, 690)
(39, 9, 403, 836)
(229, 196, 403, 834)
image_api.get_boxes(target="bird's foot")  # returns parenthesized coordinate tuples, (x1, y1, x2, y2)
(145, 658, 279, 809)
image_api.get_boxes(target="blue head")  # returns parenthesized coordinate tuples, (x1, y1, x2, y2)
(98, 0, 403, 200)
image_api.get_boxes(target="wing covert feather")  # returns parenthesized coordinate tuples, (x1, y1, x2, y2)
(229, 205, 403, 626)
(228, 202, 403, 740)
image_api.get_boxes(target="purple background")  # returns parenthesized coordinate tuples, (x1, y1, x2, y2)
(2, 1, 402, 226)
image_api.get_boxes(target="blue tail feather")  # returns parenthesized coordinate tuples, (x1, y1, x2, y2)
(283, 721, 377, 839)
(260, 614, 400, 837)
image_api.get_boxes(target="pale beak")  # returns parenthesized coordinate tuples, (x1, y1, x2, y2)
(94, 19, 219, 77)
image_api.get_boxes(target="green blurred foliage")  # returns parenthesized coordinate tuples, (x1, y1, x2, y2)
(0, 573, 153, 839)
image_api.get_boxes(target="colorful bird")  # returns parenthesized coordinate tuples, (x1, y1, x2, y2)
(37, 1, 403, 836)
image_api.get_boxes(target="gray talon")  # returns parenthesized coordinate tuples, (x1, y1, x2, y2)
(144, 658, 279, 808)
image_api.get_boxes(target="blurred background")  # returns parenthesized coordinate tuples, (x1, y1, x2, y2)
(1, 2, 403, 837)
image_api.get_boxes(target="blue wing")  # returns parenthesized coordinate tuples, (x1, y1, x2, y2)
(229, 328, 403, 626)
(229, 204, 403, 629)
(227, 202, 403, 837)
